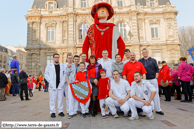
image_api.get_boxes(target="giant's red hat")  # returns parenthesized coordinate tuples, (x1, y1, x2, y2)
(91, 2, 114, 20)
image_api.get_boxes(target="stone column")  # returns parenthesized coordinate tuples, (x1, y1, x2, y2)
(131, 12, 139, 44)
(130, 10, 140, 59)
(67, 0, 75, 50)
(40, 50, 45, 74)
(56, 21, 63, 44)
(26, 51, 32, 74)
(36, 20, 41, 46)
(28, 22, 33, 46)
(174, 16, 179, 40)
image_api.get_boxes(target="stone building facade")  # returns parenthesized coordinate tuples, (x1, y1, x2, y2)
(0, 46, 8, 70)
(6, 48, 16, 71)
(25, 0, 181, 75)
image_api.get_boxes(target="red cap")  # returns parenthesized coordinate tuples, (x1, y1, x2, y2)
(91, 2, 114, 20)
(100, 68, 107, 73)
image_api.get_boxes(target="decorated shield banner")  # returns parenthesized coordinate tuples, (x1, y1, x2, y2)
(70, 80, 91, 104)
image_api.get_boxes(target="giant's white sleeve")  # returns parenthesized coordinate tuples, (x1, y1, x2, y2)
(44, 64, 51, 83)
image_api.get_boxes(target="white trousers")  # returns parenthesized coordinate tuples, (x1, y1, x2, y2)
(49, 89, 63, 114)
(148, 79, 162, 111)
(99, 98, 109, 116)
(32, 83, 36, 93)
(68, 85, 78, 115)
(106, 97, 130, 115)
(77, 103, 81, 112)
(129, 98, 153, 117)
(64, 83, 69, 113)
(80, 98, 90, 114)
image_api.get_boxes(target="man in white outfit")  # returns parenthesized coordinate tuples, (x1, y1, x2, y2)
(138, 48, 164, 115)
(106, 70, 131, 118)
(128, 72, 156, 120)
(65, 52, 78, 119)
(98, 50, 115, 79)
(44, 53, 66, 118)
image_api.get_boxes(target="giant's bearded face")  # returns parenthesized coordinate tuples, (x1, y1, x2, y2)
(97, 7, 109, 20)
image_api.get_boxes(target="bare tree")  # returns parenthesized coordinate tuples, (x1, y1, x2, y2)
(179, 26, 194, 57)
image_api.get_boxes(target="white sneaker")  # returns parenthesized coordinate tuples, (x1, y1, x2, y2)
(123, 113, 128, 117)
(128, 115, 139, 120)
(114, 113, 119, 118)
(149, 114, 154, 120)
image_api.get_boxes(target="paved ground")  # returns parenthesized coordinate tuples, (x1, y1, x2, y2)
(0, 89, 194, 129)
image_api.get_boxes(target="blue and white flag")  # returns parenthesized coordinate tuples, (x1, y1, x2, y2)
(188, 45, 194, 61)
(83, 20, 87, 32)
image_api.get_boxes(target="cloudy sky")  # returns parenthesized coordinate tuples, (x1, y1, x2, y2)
(0, 0, 193, 47)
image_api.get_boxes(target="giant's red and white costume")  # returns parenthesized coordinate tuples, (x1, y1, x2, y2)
(82, 2, 126, 62)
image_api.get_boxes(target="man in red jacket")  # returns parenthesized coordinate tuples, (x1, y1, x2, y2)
(82, 2, 126, 62)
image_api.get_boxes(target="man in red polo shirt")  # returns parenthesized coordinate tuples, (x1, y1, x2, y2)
(123, 52, 147, 85)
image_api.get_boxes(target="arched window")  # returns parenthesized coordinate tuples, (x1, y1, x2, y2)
(81, 0, 86, 8)
(47, 56, 53, 65)
(3, 56, 6, 63)
(118, 0, 123, 6)
(117, 23, 127, 39)
(153, 52, 161, 64)
(47, 27, 55, 42)
(79, 24, 88, 40)
(150, 0, 154, 7)
(48, 2, 54, 10)
(151, 24, 158, 38)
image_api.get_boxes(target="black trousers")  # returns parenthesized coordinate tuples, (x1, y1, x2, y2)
(182, 81, 192, 101)
(190, 85, 194, 95)
(171, 83, 175, 96)
(39, 83, 41, 91)
(159, 85, 162, 96)
(20, 84, 29, 100)
(29, 89, 33, 97)
(163, 86, 171, 101)
(174, 85, 181, 100)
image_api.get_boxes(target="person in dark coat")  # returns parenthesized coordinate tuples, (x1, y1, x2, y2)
(11, 70, 20, 96)
(0, 68, 8, 101)
(19, 68, 30, 101)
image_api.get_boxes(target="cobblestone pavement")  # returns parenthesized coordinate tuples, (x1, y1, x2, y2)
(0, 89, 194, 129)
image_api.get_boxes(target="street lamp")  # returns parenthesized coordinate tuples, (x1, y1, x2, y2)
(32, 63, 41, 77)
